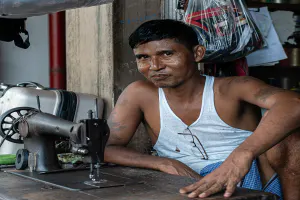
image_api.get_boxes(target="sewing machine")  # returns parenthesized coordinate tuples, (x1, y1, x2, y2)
(16, 107, 108, 179)
(0, 98, 138, 190)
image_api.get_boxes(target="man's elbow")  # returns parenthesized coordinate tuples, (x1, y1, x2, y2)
(281, 96, 300, 116)
(293, 97, 300, 113)
(274, 95, 300, 109)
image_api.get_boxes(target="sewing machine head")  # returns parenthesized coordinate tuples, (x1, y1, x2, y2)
(0, 106, 109, 181)
(0, 106, 139, 190)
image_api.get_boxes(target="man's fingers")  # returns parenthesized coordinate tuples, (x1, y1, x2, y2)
(179, 182, 200, 194)
(187, 181, 216, 198)
(179, 178, 211, 194)
(198, 182, 225, 198)
(224, 181, 237, 198)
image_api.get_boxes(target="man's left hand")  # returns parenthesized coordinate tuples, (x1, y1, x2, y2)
(179, 150, 254, 198)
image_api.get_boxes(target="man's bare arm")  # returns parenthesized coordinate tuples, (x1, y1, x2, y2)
(232, 76, 300, 157)
(179, 76, 300, 198)
(104, 81, 164, 169)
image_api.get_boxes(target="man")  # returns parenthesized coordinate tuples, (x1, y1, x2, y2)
(104, 19, 300, 200)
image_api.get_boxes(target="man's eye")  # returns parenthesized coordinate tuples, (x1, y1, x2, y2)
(164, 51, 173, 56)
(136, 55, 149, 60)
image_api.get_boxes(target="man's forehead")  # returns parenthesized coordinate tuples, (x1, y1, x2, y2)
(133, 39, 181, 54)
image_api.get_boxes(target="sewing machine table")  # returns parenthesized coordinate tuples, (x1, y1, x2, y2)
(0, 166, 278, 200)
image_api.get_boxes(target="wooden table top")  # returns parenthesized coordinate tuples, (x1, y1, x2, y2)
(0, 166, 278, 200)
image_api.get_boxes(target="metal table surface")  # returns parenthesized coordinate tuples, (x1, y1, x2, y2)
(0, 166, 278, 200)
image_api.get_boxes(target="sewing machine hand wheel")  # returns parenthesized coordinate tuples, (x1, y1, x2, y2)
(0, 107, 38, 144)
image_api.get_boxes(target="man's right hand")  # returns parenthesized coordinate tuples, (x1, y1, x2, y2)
(157, 158, 202, 180)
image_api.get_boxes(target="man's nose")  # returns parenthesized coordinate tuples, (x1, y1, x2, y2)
(149, 57, 164, 71)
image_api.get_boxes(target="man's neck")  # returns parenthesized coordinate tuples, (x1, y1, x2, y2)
(163, 73, 205, 102)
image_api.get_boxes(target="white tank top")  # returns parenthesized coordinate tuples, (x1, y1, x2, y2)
(153, 76, 253, 173)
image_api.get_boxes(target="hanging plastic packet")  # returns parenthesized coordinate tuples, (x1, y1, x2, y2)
(184, 0, 265, 63)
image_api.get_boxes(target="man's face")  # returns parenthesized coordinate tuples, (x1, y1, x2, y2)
(133, 39, 202, 88)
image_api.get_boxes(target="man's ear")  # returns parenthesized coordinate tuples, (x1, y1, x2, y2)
(193, 45, 206, 62)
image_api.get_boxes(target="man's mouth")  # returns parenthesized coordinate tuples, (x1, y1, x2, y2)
(151, 74, 170, 80)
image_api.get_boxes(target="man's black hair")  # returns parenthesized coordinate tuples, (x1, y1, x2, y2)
(129, 19, 199, 51)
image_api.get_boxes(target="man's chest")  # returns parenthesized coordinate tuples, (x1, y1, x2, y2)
(142, 94, 249, 144)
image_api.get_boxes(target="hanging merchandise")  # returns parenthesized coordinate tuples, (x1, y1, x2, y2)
(184, 0, 265, 63)
(177, 0, 187, 10)
(0, 18, 30, 49)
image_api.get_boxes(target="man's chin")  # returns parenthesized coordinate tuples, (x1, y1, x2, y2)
(158, 85, 171, 88)
(154, 82, 182, 88)
(153, 82, 169, 88)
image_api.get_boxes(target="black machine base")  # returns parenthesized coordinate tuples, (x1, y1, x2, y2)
(5, 169, 142, 191)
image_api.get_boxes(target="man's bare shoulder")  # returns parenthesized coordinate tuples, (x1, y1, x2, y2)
(214, 76, 263, 97)
(124, 80, 157, 94)
(216, 75, 259, 85)
(118, 80, 158, 105)
(213, 76, 234, 95)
